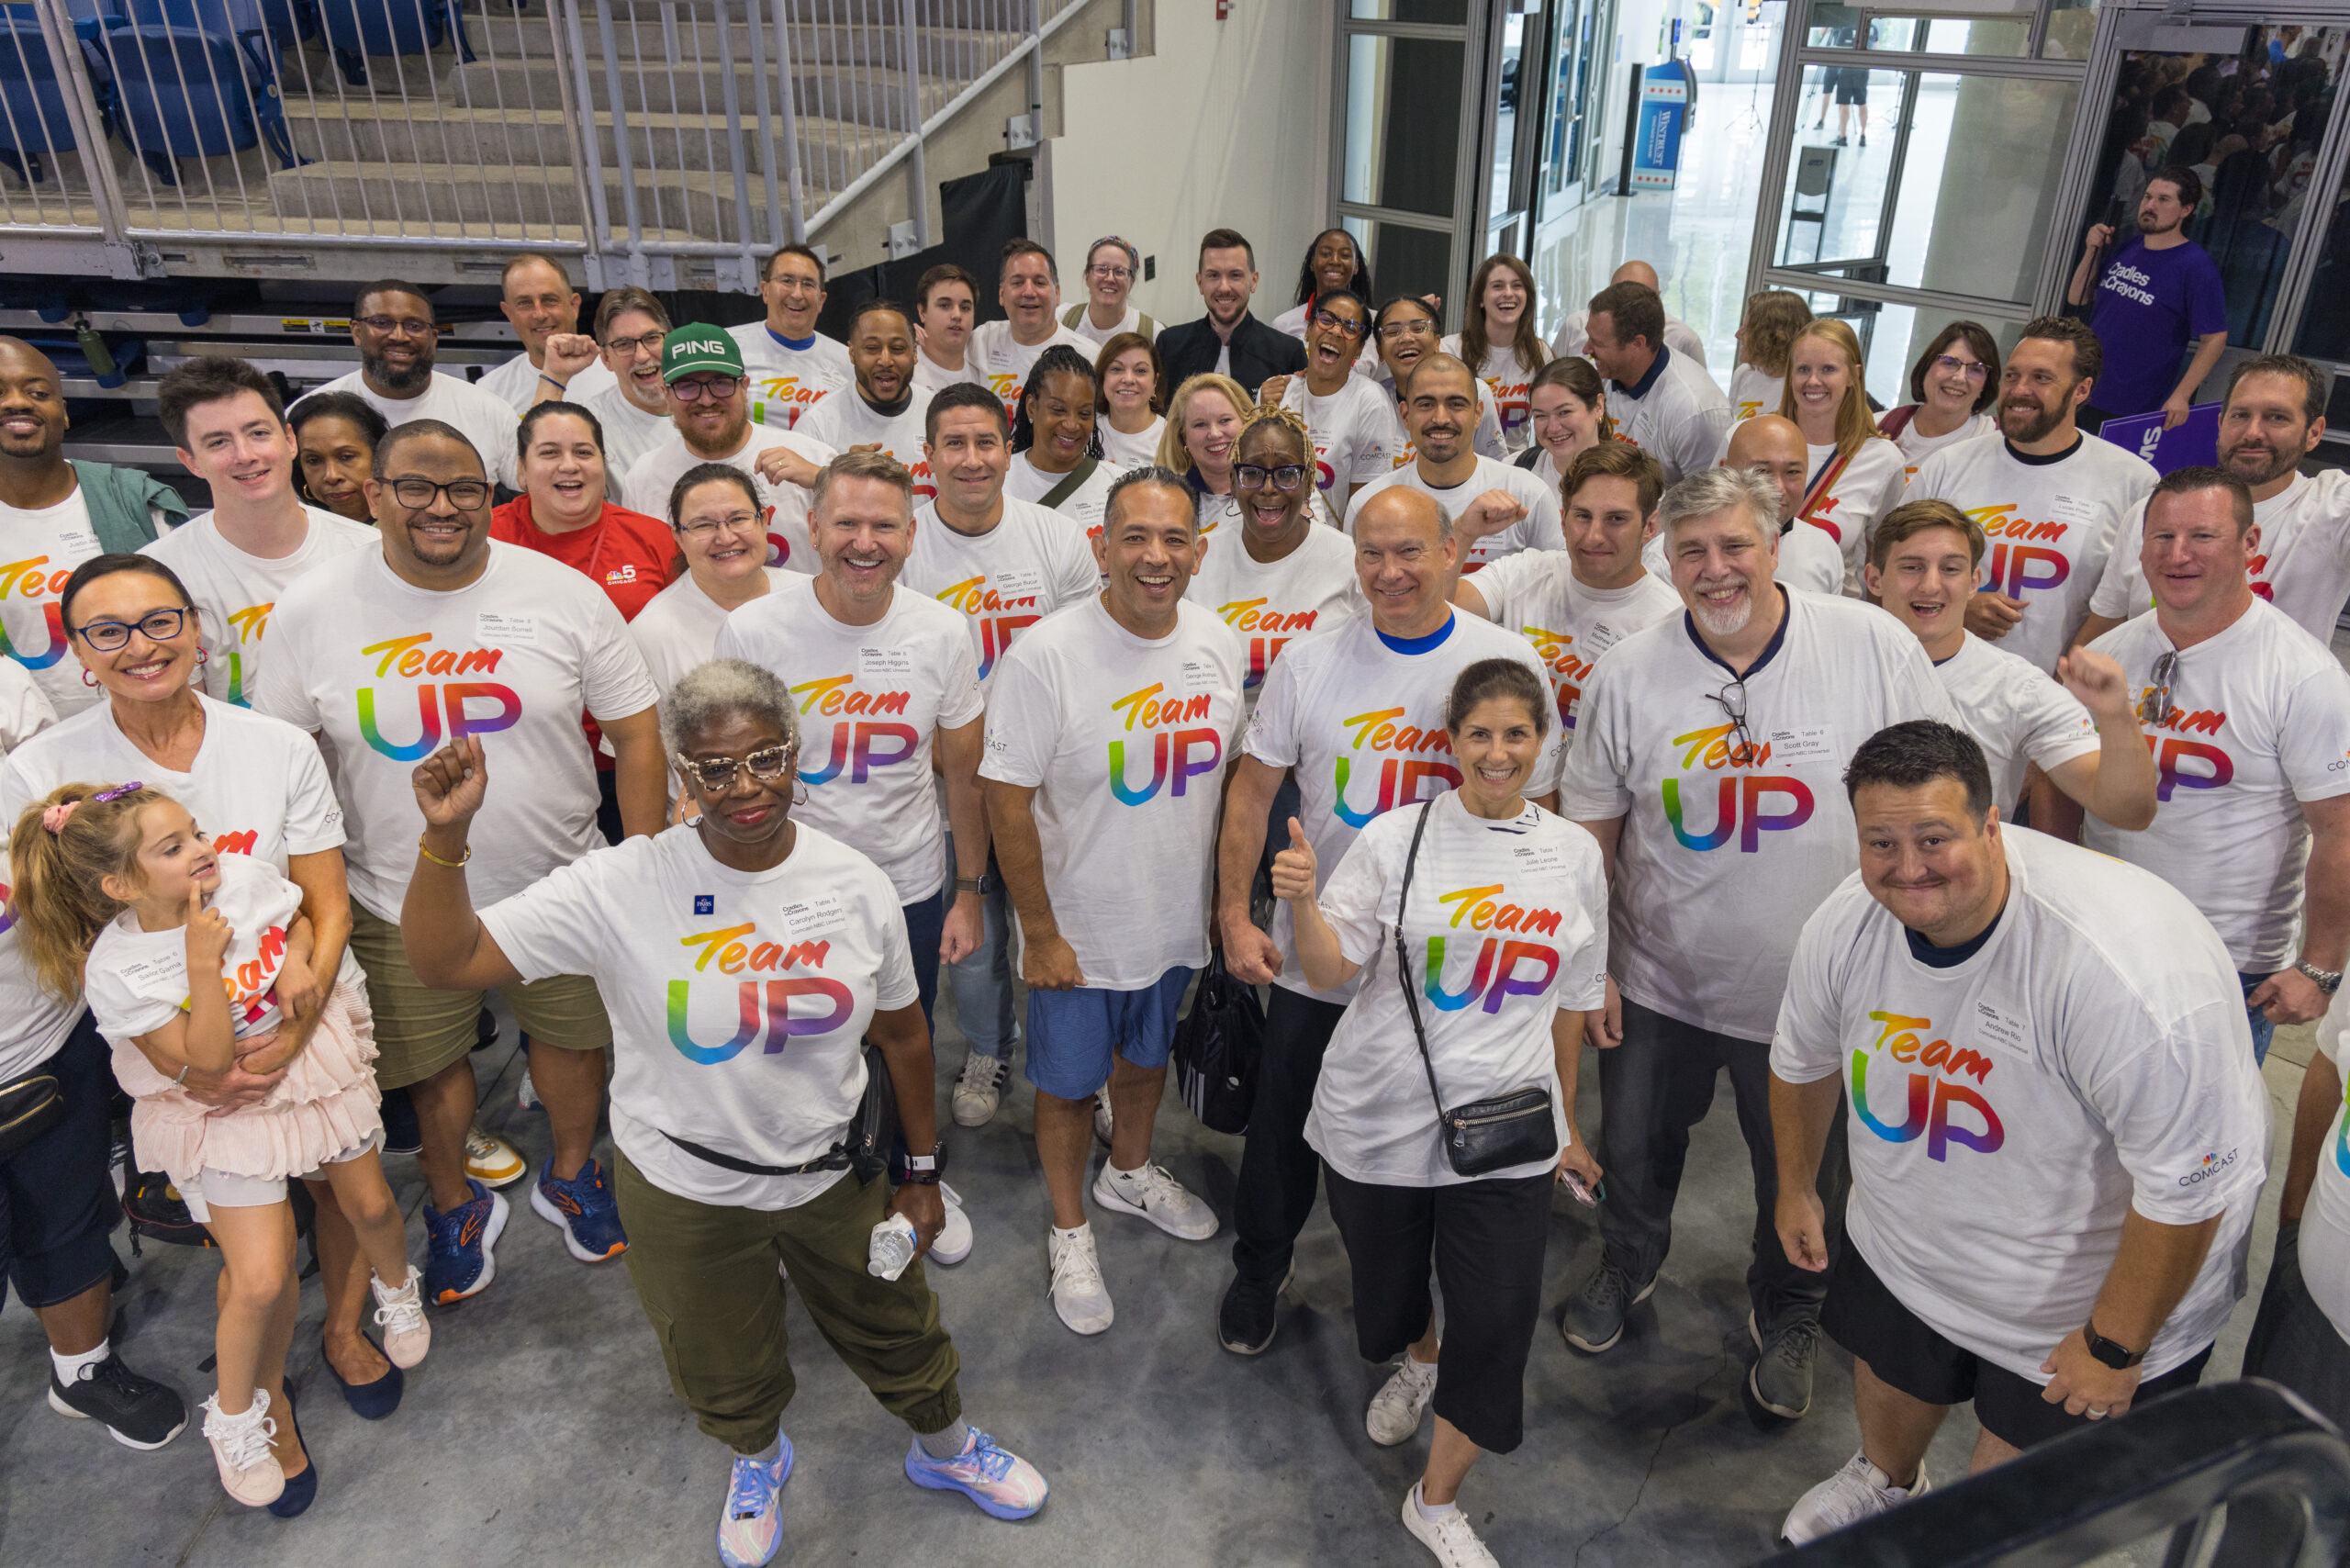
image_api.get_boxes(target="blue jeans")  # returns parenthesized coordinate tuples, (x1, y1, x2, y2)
(902, 890, 944, 1036)
(2242, 971, 2277, 1066)
(942, 834, 1015, 1060)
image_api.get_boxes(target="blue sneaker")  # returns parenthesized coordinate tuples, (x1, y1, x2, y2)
(903, 1427, 1048, 1519)
(422, 1178, 508, 1305)
(717, 1436, 793, 1568)
(531, 1157, 628, 1263)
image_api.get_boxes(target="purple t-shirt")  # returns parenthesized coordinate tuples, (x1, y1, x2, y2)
(2086, 237, 2227, 417)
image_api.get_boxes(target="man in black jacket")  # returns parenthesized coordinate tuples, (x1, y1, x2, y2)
(1157, 229, 1305, 400)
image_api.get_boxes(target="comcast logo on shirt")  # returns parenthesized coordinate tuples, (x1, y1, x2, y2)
(1662, 724, 1815, 853)
(667, 923, 849, 1064)
(1851, 1010, 2004, 1161)
(1423, 883, 1561, 1014)
(2177, 1147, 2241, 1187)
(1108, 682, 1222, 806)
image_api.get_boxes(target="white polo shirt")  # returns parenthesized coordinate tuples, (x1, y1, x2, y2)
(1606, 346, 1735, 486)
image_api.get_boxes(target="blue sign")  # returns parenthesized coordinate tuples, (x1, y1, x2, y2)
(2096, 402, 2221, 476)
(1631, 60, 1690, 192)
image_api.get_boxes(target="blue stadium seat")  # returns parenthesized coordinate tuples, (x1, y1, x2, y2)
(99, 21, 299, 185)
(314, 0, 473, 89)
(0, 9, 86, 184)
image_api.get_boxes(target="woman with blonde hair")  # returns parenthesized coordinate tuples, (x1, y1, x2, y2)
(1729, 290, 1813, 422)
(1777, 319, 1908, 591)
(1157, 370, 1257, 536)
(1442, 253, 1550, 452)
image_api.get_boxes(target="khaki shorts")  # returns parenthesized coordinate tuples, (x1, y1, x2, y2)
(349, 902, 613, 1091)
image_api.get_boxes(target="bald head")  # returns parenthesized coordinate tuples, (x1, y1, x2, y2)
(0, 335, 69, 469)
(1359, 483, 1451, 543)
(1611, 260, 1662, 291)
(1722, 414, 1806, 530)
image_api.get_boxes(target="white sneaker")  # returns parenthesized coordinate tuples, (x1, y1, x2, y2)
(1367, 1353, 1439, 1446)
(1782, 1449, 1931, 1544)
(464, 1126, 527, 1189)
(952, 1053, 1008, 1127)
(516, 1070, 540, 1111)
(931, 1183, 973, 1266)
(1046, 1225, 1113, 1335)
(369, 1264, 431, 1368)
(200, 1389, 284, 1507)
(1400, 1483, 1498, 1567)
(1092, 1086, 1113, 1146)
(1091, 1160, 1219, 1241)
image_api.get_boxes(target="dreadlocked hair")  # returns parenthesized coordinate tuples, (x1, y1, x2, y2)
(8, 781, 173, 1003)
(1009, 345, 1105, 460)
(1236, 400, 1311, 460)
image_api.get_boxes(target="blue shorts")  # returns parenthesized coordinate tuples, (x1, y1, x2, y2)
(1024, 966, 1197, 1101)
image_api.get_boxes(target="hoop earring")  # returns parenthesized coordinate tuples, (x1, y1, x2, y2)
(792, 781, 809, 808)
(82, 666, 97, 688)
(195, 647, 209, 667)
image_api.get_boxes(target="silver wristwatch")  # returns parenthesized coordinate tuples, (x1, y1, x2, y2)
(2297, 959, 2344, 997)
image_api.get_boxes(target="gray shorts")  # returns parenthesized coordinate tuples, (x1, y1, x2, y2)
(185, 1131, 385, 1223)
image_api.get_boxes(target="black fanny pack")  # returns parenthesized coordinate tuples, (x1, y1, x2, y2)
(1393, 801, 1560, 1179)
(663, 1043, 896, 1186)
(0, 1064, 65, 1162)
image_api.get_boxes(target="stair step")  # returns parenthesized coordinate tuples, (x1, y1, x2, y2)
(265, 156, 834, 238)
(276, 98, 880, 173)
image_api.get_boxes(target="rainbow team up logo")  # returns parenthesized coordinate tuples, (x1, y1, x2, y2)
(666, 923, 850, 1064)
(1334, 707, 1459, 827)
(1213, 599, 1322, 689)
(1108, 682, 1221, 806)
(1662, 724, 1815, 851)
(1850, 1010, 2002, 1161)
(789, 676, 918, 784)
(355, 633, 521, 760)
(934, 576, 1044, 680)
(0, 552, 74, 668)
(1964, 505, 2073, 599)
(1423, 883, 1561, 1014)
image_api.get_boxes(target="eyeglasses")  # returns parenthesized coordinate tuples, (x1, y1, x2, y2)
(605, 330, 667, 356)
(73, 608, 189, 651)
(388, 476, 493, 510)
(677, 510, 762, 540)
(1235, 464, 1307, 492)
(355, 315, 436, 338)
(1087, 263, 1133, 281)
(670, 375, 741, 402)
(1377, 319, 1437, 341)
(1711, 676, 1755, 758)
(1311, 308, 1368, 340)
(2140, 650, 2178, 729)
(1933, 354, 1989, 382)
(675, 745, 794, 793)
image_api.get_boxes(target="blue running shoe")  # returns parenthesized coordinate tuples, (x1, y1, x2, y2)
(423, 1178, 508, 1305)
(532, 1157, 628, 1263)
(717, 1436, 793, 1568)
(903, 1428, 1048, 1519)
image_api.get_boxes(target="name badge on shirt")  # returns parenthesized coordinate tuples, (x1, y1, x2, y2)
(2049, 494, 2098, 526)
(1510, 841, 1566, 876)
(56, 527, 101, 563)
(857, 644, 915, 683)
(118, 956, 176, 993)
(475, 611, 538, 645)
(1583, 620, 1625, 658)
(1178, 658, 1219, 699)
(993, 566, 1044, 603)
(1971, 1000, 2027, 1056)
(778, 893, 848, 940)
(1769, 726, 1837, 766)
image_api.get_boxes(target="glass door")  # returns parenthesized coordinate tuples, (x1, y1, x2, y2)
(1333, 2, 1492, 322)
(1533, 0, 1614, 222)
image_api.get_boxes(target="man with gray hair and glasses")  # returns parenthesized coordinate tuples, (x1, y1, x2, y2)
(1558, 465, 1954, 1426)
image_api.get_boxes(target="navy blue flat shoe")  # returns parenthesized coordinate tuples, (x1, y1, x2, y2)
(325, 1335, 403, 1420)
(268, 1388, 317, 1518)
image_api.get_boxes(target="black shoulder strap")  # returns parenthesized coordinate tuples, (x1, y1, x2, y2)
(1391, 800, 1448, 1117)
(1038, 457, 1101, 511)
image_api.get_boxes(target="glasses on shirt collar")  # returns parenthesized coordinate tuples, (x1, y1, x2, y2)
(1712, 675, 1756, 758)
(2140, 650, 2179, 729)
(675, 745, 795, 793)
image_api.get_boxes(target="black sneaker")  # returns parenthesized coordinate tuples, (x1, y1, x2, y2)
(472, 1004, 498, 1052)
(50, 1353, 187, 1450)
(1217, 1262, 1294, 1356)
(380, 1086, 421, 1157)
(1746, 1310, 1821, 1427)
(1561, 1260, 1656, 1354)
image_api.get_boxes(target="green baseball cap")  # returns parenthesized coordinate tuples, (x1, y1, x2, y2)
(662, 324, 744, 383)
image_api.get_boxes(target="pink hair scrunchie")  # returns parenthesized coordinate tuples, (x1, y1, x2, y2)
(41, 801, 78, 834)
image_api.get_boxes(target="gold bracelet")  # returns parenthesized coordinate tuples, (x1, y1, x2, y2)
(417, 835, 472, 868)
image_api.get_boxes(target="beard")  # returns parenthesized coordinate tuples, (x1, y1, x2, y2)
(1690, 582, 1754, 636)
(362, 348, 431, 397)
(2221, 436, 2300, 488)
(2000, 396, 2065, 445)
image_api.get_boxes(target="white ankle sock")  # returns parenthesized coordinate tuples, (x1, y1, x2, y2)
(1051, 1223, 1090, 1243)
(1414, 1484, 1459, 1521)
(50, 1339, 108, 1385)
(747, 1434, 782, 1465)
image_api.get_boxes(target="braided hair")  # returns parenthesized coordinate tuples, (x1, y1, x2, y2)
(1009, 344, 1106, 460)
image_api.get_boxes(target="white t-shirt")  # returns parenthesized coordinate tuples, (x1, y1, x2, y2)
(968, 320, 1091, 413)
(790, 388, 935, 504)
(1552, 309, 1708, 369)
(1065, 303, 1146, 348)
(140, 507, 378, 707)
(2089, 468, 2350, 644)
(481, 823, 915, 1209)
(713, 578, 982, 903)
(1773, 826, 2269, 1382)
(1729, 364, 1783, 423)
(1641, 525, 1841, 599)
(301, 370, 521, 490)
(2300, 991, 2350, 1345)
(1468, 552, 1683, 741)
(1439, 335, 1545, 453)
(911, 349, 985, 400)
(1183, 520, 1360, 719)
(728, 324, 851, 429)
(1279, 375, 1409, 529)
(1196, 487, 1240, 540)
(0, 487, 104, 718)
(576, 381, 675, 485)
(476, 348, 614, 414)
(1607, 347, 1735, 487)
(630, 569, 788, 697)
(252, 543, 661, 919)
(978, 596, 1244, 990)
(86, 849, 303, 1044)
(1304, 791, 1609, 1187)
(0, 694, 342, 878)
(1247, 610, 1561, 1004)
(1272, 302, 1312, 340)
(2083, 599, 2350, 972)
(1933, 632, 2099, 809)
(901, 498, 1100, 688)
(0, 656, 52, 755)
(621, 423, 834, 576)
(1891, 409, 1996, 480)
(1373, 366, 1508, 463)
(1560, 588, 1959, 1041)
(1099, 417, 1165, 468)
(1798, 437, 1908, 592)
(1344, 455, 1565, 572)
(1004, 452, 1124, 537)
(1909, 432, 2156, 674)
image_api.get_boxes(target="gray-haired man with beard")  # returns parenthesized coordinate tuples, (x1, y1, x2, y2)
(301, 279, 522, 490)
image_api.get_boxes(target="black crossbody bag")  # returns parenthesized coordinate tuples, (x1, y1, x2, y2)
(662, 1043, 896, 1185)
(0, 1063, 65, 1161)
(1393, 801, 1559, 1178)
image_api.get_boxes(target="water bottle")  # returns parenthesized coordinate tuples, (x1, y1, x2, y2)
(867, 1214, 918, 1281)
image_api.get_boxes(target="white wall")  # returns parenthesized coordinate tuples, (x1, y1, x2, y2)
(1045, 1, 1333, 329)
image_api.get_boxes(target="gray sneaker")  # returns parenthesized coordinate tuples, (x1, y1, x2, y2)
(1561, 1260, 1655, 1354)
(1747, 1310, 1821, 1423)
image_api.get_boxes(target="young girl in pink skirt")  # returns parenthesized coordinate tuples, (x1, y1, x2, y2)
(8, 781, 429, 1514)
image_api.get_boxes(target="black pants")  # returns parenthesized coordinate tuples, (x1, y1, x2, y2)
(1326, 1166, 1551, 1454)
(1595, 997, 1848, 1326)
(0, 1014, 122, 1313)
(1229, 987, 1348, 1284)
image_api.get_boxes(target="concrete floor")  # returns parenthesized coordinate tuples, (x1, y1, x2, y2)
(0, 972, 2319, 1566)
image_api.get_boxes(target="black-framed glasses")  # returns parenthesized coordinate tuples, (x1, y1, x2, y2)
(676, 745, 794, 793)
(355, 315, 435, 338)
(677, 510, 763, 541)
(1377, 319, 1436, 341)
(1311, 308, 1368, 340)
(1933, 354, 1988, 382)
(73, 608, 189, 651)
(388, 476, 493, 510)
(1235, 464, 1307, 492)
(1711, 677, 1755, 758)
(2140, 650, 2178, 729)
(605, 330, 667, 356)
(670, 375, 742, 402)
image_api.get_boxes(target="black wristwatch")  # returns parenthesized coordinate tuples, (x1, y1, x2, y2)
(953, 874, 990, 896)
(2082, 1319, 2145, 1370)
(901, 1140, 946, 1186)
